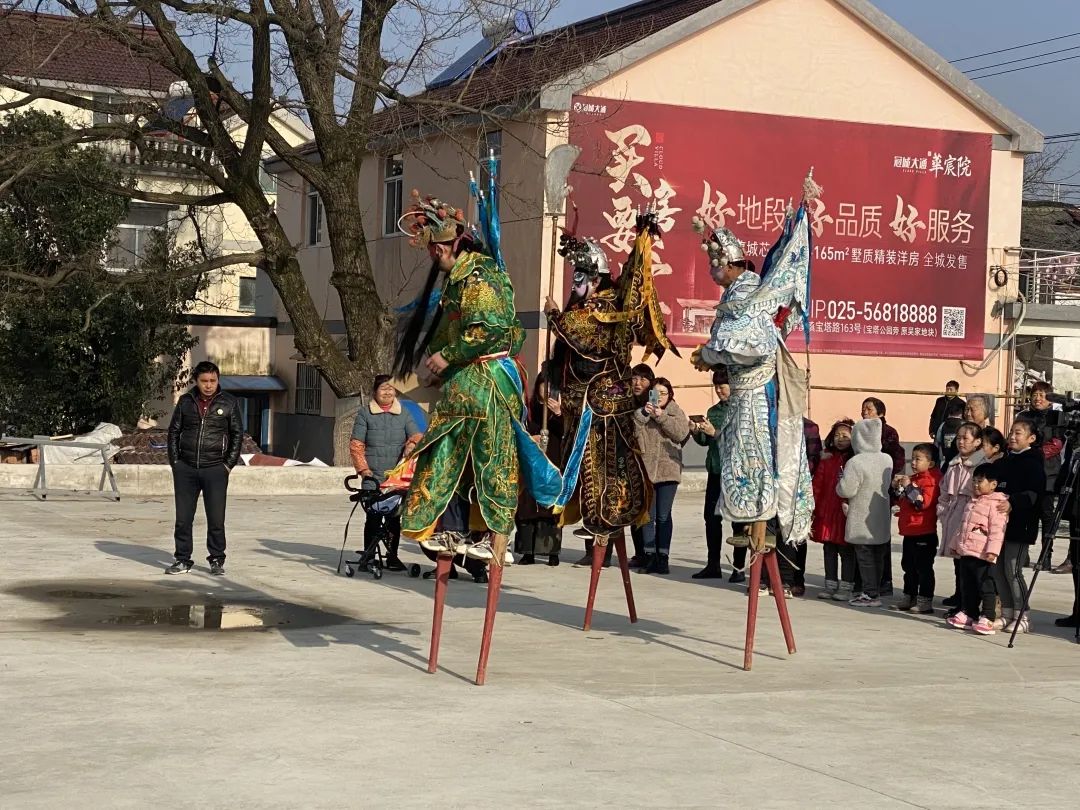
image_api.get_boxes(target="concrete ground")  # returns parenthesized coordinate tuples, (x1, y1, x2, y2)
(2, 492, 1080, 809)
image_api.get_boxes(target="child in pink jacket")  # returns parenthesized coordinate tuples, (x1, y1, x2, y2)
(947, 463, 1008, 635)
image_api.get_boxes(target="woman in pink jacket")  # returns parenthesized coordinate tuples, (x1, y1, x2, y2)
(947, 463, 1008, 635)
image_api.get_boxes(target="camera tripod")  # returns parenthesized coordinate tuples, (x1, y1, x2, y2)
(1009, 443, 1079, 647)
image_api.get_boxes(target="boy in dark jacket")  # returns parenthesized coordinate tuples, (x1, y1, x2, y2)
(891, 443, 943, 613)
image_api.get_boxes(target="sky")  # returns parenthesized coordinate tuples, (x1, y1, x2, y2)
(534, 0, 1080, 198)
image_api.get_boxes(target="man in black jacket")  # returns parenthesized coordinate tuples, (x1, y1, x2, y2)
(928, 380, 965, 439)
(166, 361, 244, 575)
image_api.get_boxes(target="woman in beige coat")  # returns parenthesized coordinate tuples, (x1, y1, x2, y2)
(634, 377, 690, 574)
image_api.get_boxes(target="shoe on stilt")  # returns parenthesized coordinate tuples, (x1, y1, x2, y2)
(420, 531, 467, 555)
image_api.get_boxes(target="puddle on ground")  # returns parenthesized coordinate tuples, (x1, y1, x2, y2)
(7, 580, 354, 632)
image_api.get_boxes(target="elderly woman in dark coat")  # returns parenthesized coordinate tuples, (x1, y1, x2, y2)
(515, 375, 564, 565)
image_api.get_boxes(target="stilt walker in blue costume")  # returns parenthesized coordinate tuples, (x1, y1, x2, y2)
(691, 170, 820, 670)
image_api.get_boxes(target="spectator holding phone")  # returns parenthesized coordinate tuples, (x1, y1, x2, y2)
(690, 369, 733, 579)
(634, 377, 690, 575)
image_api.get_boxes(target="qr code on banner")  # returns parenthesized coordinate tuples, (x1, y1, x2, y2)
(941, 306, 966, 339)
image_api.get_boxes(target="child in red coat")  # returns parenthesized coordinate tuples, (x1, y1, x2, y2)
(891, 443, 943, 613)
(812, 419, 856, 601)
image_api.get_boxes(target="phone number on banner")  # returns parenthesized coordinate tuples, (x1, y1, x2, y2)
(812, 300, 940, 324)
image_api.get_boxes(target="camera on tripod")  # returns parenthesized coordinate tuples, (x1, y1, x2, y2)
(1047, 392, 1080, 432)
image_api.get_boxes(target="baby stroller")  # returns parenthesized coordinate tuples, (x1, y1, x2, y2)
(337, 474, 422, 580)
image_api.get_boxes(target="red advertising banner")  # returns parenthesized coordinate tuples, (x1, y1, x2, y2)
(568, 96, 992, 360)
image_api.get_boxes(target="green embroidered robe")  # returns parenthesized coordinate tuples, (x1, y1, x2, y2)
(400, 251, 525, 539)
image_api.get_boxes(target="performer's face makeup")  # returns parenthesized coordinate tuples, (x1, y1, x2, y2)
(711, 262, 743, 288)
(428, 242, 455, 272)
(572, 270, 597, 300)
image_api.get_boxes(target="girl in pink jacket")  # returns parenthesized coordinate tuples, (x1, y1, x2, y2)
(947, 463, 1008, 635)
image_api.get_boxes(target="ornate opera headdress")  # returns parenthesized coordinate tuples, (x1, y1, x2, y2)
(691, 217, 745, 268)
(558, 234, 610, 278)
(397, 189, 468, 248)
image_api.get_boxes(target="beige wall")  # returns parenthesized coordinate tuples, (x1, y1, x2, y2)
(577, 0, 1026, 442)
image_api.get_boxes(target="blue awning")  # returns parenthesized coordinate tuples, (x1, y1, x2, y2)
(219, 375, 287, 393)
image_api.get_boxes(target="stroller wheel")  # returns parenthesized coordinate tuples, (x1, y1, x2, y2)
(344, 565, 355, 578)
(409, 564, 422, 578)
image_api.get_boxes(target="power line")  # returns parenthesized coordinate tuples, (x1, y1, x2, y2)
(951, 30, 1080, 63)
(967, 52, 1080, 79)
(1045, 131, 1080, 140)
(961, 44, 1080, 74)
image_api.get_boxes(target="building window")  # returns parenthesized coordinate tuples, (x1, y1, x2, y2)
(478, 130, 502, 209)
(106, 205, 169, 271)
(92, 93, 127, 126)
(259, 165, 278, 195)
(295, 363, 322, 415)
(307, 189, 324, 245)
(382, 153, 404, 236)
(238, 277, 257, 312)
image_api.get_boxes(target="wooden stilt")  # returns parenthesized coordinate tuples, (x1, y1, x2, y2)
(613, 534, 638, 624)
(743, 552, 763, 671)
(475, 562, 504, 686)
(765, 550, 797, 655)
(427, 553, 453, 674)
(582, 539, 606, 631)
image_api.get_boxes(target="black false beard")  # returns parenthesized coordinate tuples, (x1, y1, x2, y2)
(392, 257, 444, 380)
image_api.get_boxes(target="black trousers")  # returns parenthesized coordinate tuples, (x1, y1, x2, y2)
(1038, 492, 1057, 559)
(958, 555, 995, 619)
(704, 472, 724, 569)
(173, 462, 229, 562)
(364, 512, 401, 559)
(855, 544, 889, 598)
(730, 522, 748, 571)
(901, 533, 938, 597)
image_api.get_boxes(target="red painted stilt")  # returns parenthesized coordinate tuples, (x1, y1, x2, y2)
(765, 549, 797, 654)
(613, 534, 638, 624)
(475, 561, 504, 686)
(582, 539, 606, 631)
(743, 549, 764, 671)
(427, 553, 453, 674)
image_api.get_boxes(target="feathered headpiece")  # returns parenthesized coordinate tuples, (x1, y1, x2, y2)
(558, 235, 610, 276)
(397, 190, 468, 247)
(691, 217, 745, 267)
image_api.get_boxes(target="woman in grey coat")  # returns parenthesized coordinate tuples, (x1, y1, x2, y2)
(350, 375, 423, 570)
(836, 418, 894, 607)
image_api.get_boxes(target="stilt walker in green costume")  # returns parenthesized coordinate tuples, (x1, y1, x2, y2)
(390, 184, 560, 684)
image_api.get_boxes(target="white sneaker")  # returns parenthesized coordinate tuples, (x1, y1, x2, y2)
(503, 548, 515, 565)
(419, 531, 466, 555)
(465, 538, 495, 561)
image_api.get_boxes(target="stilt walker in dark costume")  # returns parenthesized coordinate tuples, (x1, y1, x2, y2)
(545, 211, 678, 629)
